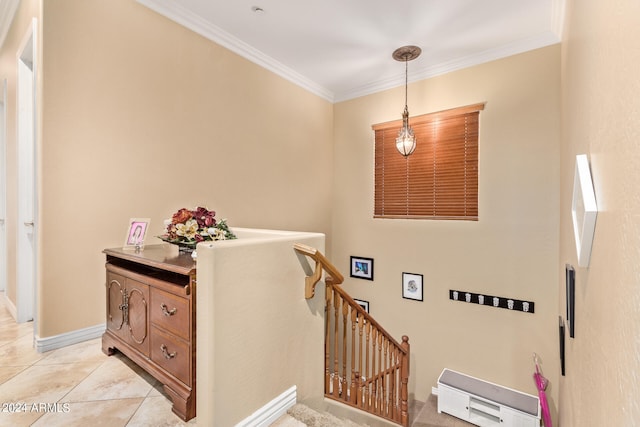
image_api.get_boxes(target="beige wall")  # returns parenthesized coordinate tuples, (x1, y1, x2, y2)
(332, 46, 561, 407)
(31, 0, 332, 337)
(0, 0, 40, 313)
(559, 0, 640, 425)
(13, 0, 640, 425)
(196, 229, 325, 426)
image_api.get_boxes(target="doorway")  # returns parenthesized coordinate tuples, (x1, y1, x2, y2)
(16, 19, 37, 324)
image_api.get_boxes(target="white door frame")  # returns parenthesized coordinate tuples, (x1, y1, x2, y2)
(0, 78, 7, 294)
(16, 18, 37, 323)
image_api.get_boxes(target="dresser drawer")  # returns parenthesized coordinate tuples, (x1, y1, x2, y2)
(150, 326, 190, 385)
(150, 287, 190, 340)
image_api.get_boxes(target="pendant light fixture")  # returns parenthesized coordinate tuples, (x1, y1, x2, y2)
(392, 45, 421, 157)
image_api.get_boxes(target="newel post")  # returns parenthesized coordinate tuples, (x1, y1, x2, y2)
(400, 335, 410, 427)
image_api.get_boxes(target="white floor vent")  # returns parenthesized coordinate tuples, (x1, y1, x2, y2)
(437, 369, 541, 427)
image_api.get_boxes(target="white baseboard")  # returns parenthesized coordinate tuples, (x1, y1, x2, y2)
(432, 386, 439, 396)
(235, 385, 297, 427)
(35, 323, 106, 353)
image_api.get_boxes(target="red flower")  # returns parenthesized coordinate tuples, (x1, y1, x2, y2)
(172, 208, 193, 224)
(193, 206, 216, 228)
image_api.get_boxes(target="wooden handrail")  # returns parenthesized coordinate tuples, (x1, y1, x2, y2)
(294, 243, 344, 298)
(293, 243, 410, 426)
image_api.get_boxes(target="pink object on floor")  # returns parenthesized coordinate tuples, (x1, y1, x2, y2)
(533, 353, 552, 427)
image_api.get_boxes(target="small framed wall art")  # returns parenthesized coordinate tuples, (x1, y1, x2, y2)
(354, 298, 370, 313)
(350, 256, 374, 280)
(559, 316, 566, 376)
(402, 272, 423, 301)
(572, 154, 598, 267)
(566, 264, 576, 338)
(124, 218, 150, 250)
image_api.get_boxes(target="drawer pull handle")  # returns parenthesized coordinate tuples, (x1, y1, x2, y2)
(160, 303, 177, 316)
(160, 344, 177, 359)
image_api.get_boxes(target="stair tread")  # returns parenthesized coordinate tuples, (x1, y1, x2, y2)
(283, 403, 370, 427)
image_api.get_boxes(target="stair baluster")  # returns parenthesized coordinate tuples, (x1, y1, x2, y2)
(293, 243, 410, 427)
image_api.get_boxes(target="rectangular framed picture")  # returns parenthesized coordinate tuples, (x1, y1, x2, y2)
(566, 264, 575, 338)
(353, 298, 369, 323)
(402, 272, 423, 301)
(559, 316, 566, 376)
(354, 298, 370, 313)
(350, 256, 374, 280)
(124, 218, 150, 250)
(571, 154, 598, 267)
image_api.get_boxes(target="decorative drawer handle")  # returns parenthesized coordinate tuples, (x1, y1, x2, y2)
(160, 344, 177, 359)
(160, 303, 177, 316)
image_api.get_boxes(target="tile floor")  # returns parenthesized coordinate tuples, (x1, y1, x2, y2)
(0, 293, 196, 427)
(0, 292, 470, 427)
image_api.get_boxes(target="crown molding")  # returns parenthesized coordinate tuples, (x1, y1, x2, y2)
(137, 0, 335, 102)
(138, 0, 562, 104)
(0, 0, 20, 50)
(335, 31, 561, 103)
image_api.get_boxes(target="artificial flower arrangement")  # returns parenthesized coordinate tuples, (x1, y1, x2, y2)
(158, 206, 236, 249)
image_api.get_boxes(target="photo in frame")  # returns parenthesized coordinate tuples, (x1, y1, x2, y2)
(124, 218, 150, 250)
(350, 256, 374, 280)
(566, 264, 576, 338)
(572, 154, 598, 267)
(402, 272, 423, 301)
(353, 298, 370, 323)
(354, 298, 370, 313)
(559, 315, 566, 376)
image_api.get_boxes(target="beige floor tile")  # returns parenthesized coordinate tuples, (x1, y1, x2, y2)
(31, 397, 144, 427)
(0, 365, 28, 384)
(147, 380, 166, 397)
(62, 354, 156, 402)
(126, 395, 197, 427)
(0, 403, 46, 427)
(36, 337, 106, 366)
(0, 320, 32, 345)
(0, 361, 101, 405)
(0, 332, 47, 366)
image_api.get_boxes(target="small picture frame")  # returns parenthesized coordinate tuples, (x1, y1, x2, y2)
(350, 256, 374, 281)
(354, 298, 370, 313)
(566, 264, 576, 338)
(124, 218, 150, 250)
(402, 272, 423, 301)
(559, 316, 566, 376)
(571, 154, 598, 267)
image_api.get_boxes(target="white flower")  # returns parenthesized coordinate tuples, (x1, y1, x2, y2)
(208, 227, 226, 240)
(175, 219, 198, 239)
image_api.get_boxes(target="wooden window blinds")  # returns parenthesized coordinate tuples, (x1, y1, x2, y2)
(373, 103, 484, 220)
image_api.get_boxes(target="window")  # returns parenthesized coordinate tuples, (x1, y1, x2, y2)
(373, 103, 484, 220)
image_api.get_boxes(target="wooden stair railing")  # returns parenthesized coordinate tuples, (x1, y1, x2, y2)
(294, 244, 410, 427)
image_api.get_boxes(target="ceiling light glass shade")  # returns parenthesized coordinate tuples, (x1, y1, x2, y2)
(396, 106, 416, 156)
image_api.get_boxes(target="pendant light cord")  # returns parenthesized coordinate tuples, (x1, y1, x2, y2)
(404, 58, 409, 111)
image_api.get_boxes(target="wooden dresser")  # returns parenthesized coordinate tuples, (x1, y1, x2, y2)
(101, 245, 196, 421)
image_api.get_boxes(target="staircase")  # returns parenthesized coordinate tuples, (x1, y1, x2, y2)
(294, 244, 410, 427)
(272, 404, 370, 427)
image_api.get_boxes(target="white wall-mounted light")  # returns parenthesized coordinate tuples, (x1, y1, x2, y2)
(571, 154, 598, 267)
(392, 45, 421, 157)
